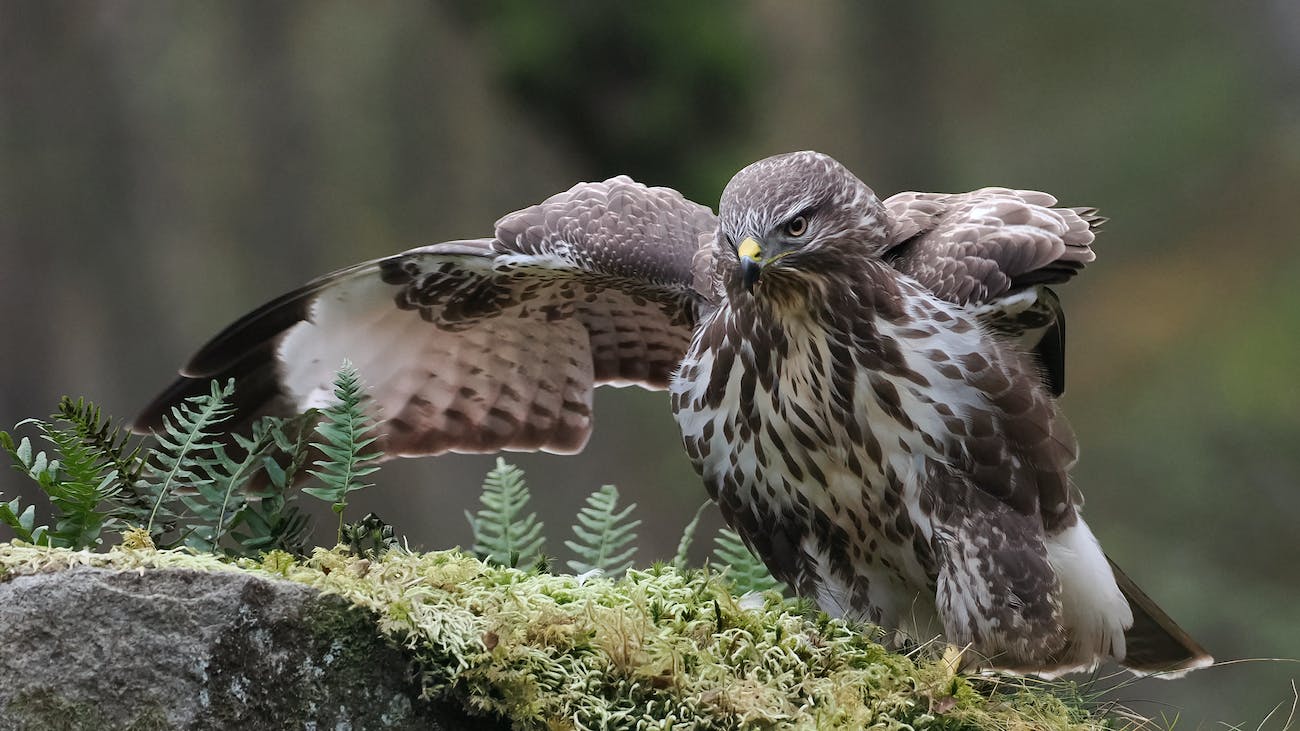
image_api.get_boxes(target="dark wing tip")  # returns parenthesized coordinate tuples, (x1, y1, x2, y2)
(1033, 315, 1066, 397)
(136, 278, 330, 433)
(1109, 557, 1215, 677)
(134, 335, 293, 435)
(131, 375, 207, 434)
(181, 272, 350, 376)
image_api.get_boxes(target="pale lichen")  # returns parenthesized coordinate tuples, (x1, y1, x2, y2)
(0, 542, 1120, 730)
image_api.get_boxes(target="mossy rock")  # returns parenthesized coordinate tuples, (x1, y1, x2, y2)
(0, 563, 502, 730)
(0, 543, 1110, 730)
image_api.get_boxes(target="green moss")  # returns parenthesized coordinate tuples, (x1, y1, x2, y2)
(0, 542, 1121, 730)
(8, 688, 170, 731)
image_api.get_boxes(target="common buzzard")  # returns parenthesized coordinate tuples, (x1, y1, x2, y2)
(135, 151, 1211, 677)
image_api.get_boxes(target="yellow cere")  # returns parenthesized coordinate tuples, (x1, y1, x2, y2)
(738, 237, 762, 260)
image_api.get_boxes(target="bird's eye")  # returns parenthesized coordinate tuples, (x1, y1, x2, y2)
(784, 216, 808, 238)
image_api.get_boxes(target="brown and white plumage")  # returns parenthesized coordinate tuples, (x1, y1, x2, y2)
(134, 151, 1210, 678)
(883, 188, 1101, 396)
(138, 178, 713, 457)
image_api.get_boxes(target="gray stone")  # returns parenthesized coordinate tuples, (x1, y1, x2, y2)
(0, 567, 505, 731)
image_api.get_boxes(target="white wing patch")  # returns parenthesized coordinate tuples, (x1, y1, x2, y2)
(277, 256, 597, 456)
(279, 272, 412, 411)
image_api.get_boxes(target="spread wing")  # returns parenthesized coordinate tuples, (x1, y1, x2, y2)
(882, 188, 1102, 395)
(133, 176, 719, 457)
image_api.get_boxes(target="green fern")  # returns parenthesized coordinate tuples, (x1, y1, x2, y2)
(672, 500, 711, 570)
(56, 397, 146, 495)
(564, 484, 640, 576)
(180, 416, 295, 553)
(0, 412, 123, 549)
(342, 512, 398, 559)
(229, 412, 317, 556)
(711, 526, 784, 595)
(0, 492, 48, 545)
(466, 458, 545, 568)
(0, 430, 51, 545)
(0, 380, 321, 556)
(53, 397, 153, 538)
(36, 422, 121, 548)
(138, 378, 236, 543)
(303, 362, 381, 544)
(1, 432, 57, 546)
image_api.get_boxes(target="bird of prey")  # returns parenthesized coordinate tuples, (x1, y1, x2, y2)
(135, 151, 1211, 677)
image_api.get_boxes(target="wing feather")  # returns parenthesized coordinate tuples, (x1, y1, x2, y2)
(134, 178, 719, 459)
(883, 187, 1098, 305)
(883, 188, 1102, 395)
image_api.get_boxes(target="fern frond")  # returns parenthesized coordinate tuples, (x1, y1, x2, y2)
(180, 416, 287, 553)
(230, 498, 312, 557)
(711, 526, 784, 595)
(231, 413, 317, 556)
(564, 484, 641, 577)
(56, 397, 146, 490)
(38, 421, 121, 548)
(303, 362, 381, 543)
(0, 412, 121, 549)
(0, 493, 48, 545)
(467, 458, 545, 568)
(672, 500, 711, 570)
(140, 379, 236, 541)
(0, 431, 51, 544)
(52, 397, 150, 540)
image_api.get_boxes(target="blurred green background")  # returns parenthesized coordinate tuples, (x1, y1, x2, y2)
(2, 1, 1297, 725)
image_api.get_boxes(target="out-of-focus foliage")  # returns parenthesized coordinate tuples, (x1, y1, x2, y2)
(466, 458, 547, 569)
(563, 484, 641, 577)
(711, 527, 784, 596)
(448, 1, 757, 202)
(1, 1, 1297, 725)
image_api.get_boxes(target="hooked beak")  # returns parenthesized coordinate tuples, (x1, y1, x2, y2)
(738, 237, 763, 293)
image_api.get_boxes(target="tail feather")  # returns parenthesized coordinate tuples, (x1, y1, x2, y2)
(1108, 557, 1214, 677)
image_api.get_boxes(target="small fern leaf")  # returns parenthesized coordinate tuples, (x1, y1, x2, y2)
(51, 397, 149, 544)
(3, 431, 59, 491)
(467, 458, 545, 568)
(181, 416, 289, 554)
(564, 484, 641, 577)
(231, 496, 312, 557)
(0, 495, 48, 545)
(0, 428, 51, 545)
(46, 427, 122, 549)
(56, 397, 146, 489)
(303, 363, 382, 512)
(1, 411, 122, 549)
(226, 413, 318, 557)
(711, 526, 784, 595)
(141, 379, 237, 541)
(672, 500, 711, 570)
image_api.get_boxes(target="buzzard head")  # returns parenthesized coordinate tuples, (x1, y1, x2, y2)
(718, 151, 892, 298)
